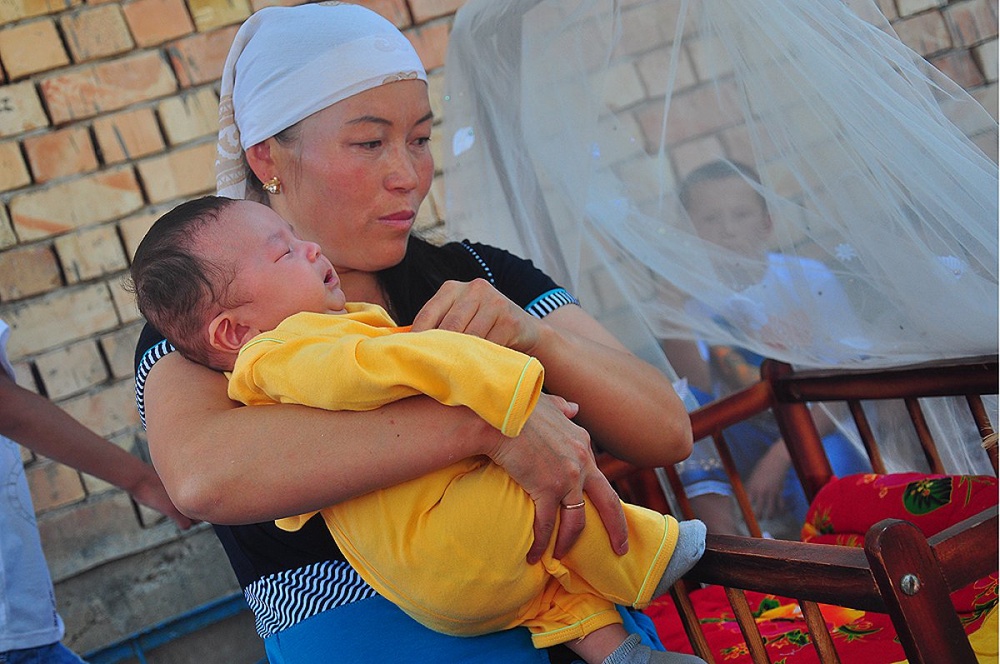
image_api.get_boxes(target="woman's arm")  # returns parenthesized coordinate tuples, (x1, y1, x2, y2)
(412, 279, 693, 467)
(144, 350, 624, 565)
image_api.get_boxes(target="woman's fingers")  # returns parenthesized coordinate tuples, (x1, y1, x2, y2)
(487, 394, 625, 563)
(412, 279, 540, 352)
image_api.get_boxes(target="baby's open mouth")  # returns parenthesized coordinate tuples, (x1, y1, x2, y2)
(324, 269, 334, 284)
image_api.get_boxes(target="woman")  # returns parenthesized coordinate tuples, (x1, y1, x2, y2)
(135, 4, 692, 662)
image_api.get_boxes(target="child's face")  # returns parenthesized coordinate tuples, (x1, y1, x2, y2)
(685, 176, 772, 257)
(214, 201, 348, 333)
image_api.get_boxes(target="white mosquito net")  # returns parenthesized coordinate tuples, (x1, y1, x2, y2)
(442, 0, 998, 476)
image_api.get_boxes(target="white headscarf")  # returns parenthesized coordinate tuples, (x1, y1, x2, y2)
(216, 2, 427, 199)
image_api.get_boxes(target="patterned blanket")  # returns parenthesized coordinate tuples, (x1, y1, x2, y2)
(647, 473, 999, 663)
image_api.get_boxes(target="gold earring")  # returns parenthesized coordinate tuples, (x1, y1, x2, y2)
(263, 176, 282, 195)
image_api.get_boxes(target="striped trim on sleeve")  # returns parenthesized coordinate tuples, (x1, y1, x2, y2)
(134, 338, 175, 430)
(525, 288, 580, 318)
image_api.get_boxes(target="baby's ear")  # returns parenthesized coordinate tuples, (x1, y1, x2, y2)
(208, 312, 256, 354)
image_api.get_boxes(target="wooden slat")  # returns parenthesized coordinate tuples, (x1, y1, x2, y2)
(669, 584, 716, 664)
(847, 399, 886, 473)
(905, 398, 946, 474)
(725, 587, 771, 664)
(713, 432, 763, 538)
(799, 600, 841, 663)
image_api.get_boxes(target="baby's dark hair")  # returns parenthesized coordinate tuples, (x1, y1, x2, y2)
(126, 195, 241, 369)
(679, 159, 765, 211)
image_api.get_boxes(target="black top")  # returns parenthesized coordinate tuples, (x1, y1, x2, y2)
(133, 240, 583, 657)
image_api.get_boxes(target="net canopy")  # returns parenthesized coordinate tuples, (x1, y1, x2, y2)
(443, 0, 998, 475)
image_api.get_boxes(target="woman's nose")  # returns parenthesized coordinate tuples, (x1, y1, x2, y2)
(384, 147, 419, 191)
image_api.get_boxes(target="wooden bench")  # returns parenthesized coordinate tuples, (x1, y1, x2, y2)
(599, 355, 998, 664)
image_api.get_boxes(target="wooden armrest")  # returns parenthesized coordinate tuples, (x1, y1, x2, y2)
(930, 505, 999, 593)
(687, 534, 882, 611)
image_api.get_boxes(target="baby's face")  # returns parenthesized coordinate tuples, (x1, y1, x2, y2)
(211, 201, 348, 332)
(685, 176, 771, 257)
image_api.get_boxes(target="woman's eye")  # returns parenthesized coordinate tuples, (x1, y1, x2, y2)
(357, 140, 381, 149)
(413, 136, 431, 147)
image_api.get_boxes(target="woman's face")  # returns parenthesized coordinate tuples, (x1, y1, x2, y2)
(269, 79, 434, 277)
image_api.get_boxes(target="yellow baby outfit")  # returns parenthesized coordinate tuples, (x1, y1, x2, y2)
(228, 305, 679, 648)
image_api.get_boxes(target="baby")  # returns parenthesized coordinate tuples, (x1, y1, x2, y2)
(129, 195, 707, 664)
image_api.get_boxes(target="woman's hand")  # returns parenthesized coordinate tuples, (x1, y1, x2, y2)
(487, 393, 629, 563)
(411, 278, 541, 353)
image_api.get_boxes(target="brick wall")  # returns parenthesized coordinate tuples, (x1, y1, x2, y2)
(0, 0, 993, 656)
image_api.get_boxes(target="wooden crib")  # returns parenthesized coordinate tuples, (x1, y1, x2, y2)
(598, 355, 998, 664)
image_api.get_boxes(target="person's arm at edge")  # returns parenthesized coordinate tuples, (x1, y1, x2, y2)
(0, 370, 192, 529)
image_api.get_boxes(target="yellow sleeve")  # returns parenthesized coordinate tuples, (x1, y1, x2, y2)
(228, 311, 544, 436)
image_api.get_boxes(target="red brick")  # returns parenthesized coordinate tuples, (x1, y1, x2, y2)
(99, 322, 143, 379)
(26, 460, 86, 512)
(108, 273, 142, 323)
(409, 0, 463, 23)
(646, 80, 742, 147)
(117, 208, 159, 259)
(34, 338, 109, 400)
(59, 378, 140, 437)
(405, 19, 449, 73)
(122, 0, 194, 47)
(53, 224, 129, 284)
(167, 24, 238, 87)
(10, 166, 144, 241)
(60, 5, 135, 63)
(157, 86, 217, 145)
(0, 0, 83, 26)
(11, 360, 37, 393)
(0, 284, 119, 359)
(876, 0, 899, 21)
(23, 126, 99, 183)
(249, 0, 304, 11)
(187, 0, 251, 32)
(894, 11, 952, 56)
(0, 206, 15, 249)
(944, 0, 999, 48)
(897, 0, 947, 17)
(366, 0, 413, 27)
(0, 138, 30, 190)
(0, 81, 50, 137)
(40, 52, 177, 124)
(0, 244, 61, 301)
(0, 19, 69, 79)
(975, 38, 999, 83)
(136, 141, 215, 202)
(92, 107, 165, 164)
(931, 49, 987, 88)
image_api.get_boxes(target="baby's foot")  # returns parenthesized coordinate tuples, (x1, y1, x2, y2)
(653, 519, 707, 597)
(602, 633, 708, 664)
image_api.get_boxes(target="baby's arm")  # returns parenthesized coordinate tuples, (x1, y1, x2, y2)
(230, 312, 544, 436)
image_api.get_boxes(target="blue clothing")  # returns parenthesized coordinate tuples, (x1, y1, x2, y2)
(0, 643, 86, 664)
(680, 386, 870, 527)
(264, 596, 662, 664)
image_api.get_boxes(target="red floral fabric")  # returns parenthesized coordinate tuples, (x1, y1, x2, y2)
(647, 473, 998, 663)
